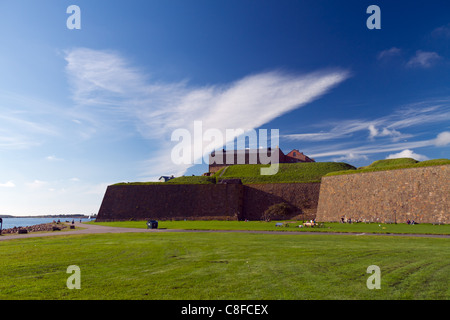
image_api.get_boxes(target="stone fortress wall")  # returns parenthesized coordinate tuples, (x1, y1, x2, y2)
(316, 165, 449, 224)
(97, 184, 243, 221)
(97, 182, 320, 222)
(97, 165, 449, 224)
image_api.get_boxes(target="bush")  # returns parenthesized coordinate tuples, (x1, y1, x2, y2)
(262, 202, 295, 221)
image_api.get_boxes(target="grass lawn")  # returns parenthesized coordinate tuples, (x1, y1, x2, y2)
(89, 220, 450, 235)
(0, 232, 448, 300)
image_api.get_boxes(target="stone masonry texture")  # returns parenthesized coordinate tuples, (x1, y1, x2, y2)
(97, 165, 448, 223)
(316, 165, 449, 224)
(243, 183, 320, 221)
(97, 184, 243, 221)
(97, 182, 321, 221)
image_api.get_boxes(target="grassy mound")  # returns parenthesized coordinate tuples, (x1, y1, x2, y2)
(326, 158, 450, 177)
(364, 158, 419, 168)
(218, 162, 355, 184)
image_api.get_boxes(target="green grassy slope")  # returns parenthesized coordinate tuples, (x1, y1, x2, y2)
(218, 162, 355, 184)
(325, 158, 450, 177)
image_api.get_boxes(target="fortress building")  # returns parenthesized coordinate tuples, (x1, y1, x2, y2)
(208, 147, 315, 173)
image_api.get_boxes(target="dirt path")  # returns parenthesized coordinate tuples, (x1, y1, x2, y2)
(0, 221, 449, 241)
(0, 222, 156, 241)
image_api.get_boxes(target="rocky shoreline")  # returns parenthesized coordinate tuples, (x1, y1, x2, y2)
(0, 222, 68, 235)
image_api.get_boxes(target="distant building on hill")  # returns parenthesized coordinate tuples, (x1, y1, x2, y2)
(283, 149, 315, 163)
(159, 175, 174, 182)
(208, 147, 315, 173)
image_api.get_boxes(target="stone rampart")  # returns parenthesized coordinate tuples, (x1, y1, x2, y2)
(96, 182, 321, 221)
(97, 165, 448, 223)
(97, 184, 243, 221)
(243, 183, 320, 220)
(316, 165, 449, 224)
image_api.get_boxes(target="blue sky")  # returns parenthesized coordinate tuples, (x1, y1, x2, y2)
(0, 0, 449, 215)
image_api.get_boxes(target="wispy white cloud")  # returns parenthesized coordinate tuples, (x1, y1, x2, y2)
(0, 90, 67, 150)
(0, 114, 57, 136)
(284, 132, 340, 141)
(386, 149, 429, 161)
(377, 45, 444, 70)
(432, 23, 450, 38)
(435, 131, 450, 146)
(46, 155, 64, 161)
(308, 127, 450, 161)
(64, 48, 350, 178)
(285, 119, 411, 143)
(0, 181, 15, 188)
(0, 135, 37, 149)
(368, 124, 406, 141)
(406, 50, 441, 68)
(25, 180, 48, 189)
(309, 138, 434, 159)
(285, 119, 383, 142)
(377, 47, 402, 60)
(332, 153, 368, 162)
(285, 101, 450, 147)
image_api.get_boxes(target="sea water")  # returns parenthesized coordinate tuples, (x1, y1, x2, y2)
(0, 217, 94, 230)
